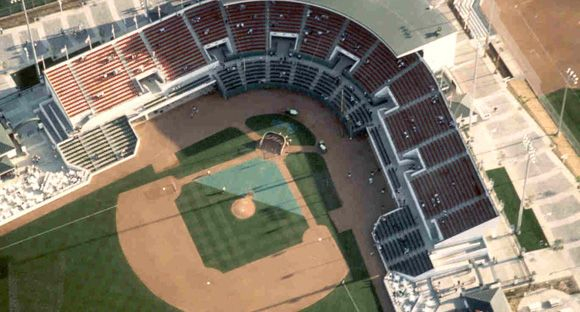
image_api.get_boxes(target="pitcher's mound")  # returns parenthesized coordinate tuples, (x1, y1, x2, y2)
(231, 193, 256, 219)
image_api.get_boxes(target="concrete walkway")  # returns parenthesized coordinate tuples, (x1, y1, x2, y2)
(440, 4, 580, 284)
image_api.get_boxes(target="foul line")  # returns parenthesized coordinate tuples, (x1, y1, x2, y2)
(0, 204, 118, 252)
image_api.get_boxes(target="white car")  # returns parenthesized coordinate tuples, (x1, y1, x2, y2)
(318, 140, 327, 153)
(286, 108, 299, 116)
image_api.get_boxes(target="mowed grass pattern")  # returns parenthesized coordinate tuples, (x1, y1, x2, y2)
(245, 114, 316, 146)
(176, 182, 308, 272)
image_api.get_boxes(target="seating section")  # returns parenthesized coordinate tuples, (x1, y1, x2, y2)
(384, 97, 454, 152)
(338, 21, 376, 58)
(217, 65, 243, 90)
(292, 63, 318, 90)
(373, 207, 433, 277)
(185, 1, 228, 45)
(269, 1, 305, 33)
(39, 101, 73, 143)
(373, 208, 417, 240)
(411, 156, 486, 219)
(115, 33, 156, 76)
(313, 72, 339, 99)
(243, 59, 266, 84)
(390, 63, 438, 105)
(353, 44, 412, 93)
(270, 59, 292, 84)
(143, 15, 206, 81)
(58, 116, 137, 172)
(71, 45, 139, 113)
(437, 198, 496, 239)
(300, 7, 344, 59)
(389, 251, 434, 277)
(420, 132, 466, 167)
(226, 2, 267, 52)
(45, 65, 91, 117)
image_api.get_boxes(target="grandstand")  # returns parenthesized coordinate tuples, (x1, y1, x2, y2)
(36, 0, 498, 310)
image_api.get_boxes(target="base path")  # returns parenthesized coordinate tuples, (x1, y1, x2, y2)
(116, 155, 348, 311)
(1, 90, 394, 310)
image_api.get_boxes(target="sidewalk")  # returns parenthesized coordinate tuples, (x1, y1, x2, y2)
(440, 4, 580, 284)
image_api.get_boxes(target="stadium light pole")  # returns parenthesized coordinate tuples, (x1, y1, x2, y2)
(341, 280, 360, 312)
(555, 68, 578, 137)
(12, 0, 42, 84)
(516, 135, 536, 235)
(467, 42, 481, 133)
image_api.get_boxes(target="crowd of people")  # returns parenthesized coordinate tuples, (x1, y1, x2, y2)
(0, 165, 88, 222)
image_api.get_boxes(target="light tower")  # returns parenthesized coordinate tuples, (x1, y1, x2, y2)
(516, 135, 536, 235)
(555, 68, 578, 137)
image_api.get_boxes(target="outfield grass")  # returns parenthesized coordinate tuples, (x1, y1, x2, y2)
(245, 114, 316, 146)
(0, 127, 255, 311)
(303, 230, 381, 312)
(286, 152, 381, 312)
(170, 127, 255, 178)
(544, 88, 580, 145)
(487, 167, 548, 251)
(176, 182, 308, 272)
(285, 153, 342, 215)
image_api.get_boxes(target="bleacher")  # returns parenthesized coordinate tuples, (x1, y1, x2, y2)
(45, 65, 91, 117)
(226, 1, 267, 52)
(71, 45, 139, 113)
(243, 59, 267, 84)
(269, 1, 305, 33)
(114, 33, 156, 76)
(420, 132, 466, 167)
(373, 207, 434, 277)
(270, 59, 292, 84)
(353, 43, 404, 93)
(39, 100, 73, 143)
(411, 156, 486, 219)
(338, 21, 376, 58)
(389, 63, 438, 105)
(292, 63, 318, 90)
(313, 72, 339, 99)
(143, 15, 206, 81)
(437, 197, 496, 239)
(300, 7, 344, 59)
(217, 65, 243, 90)
(185, 1, 229, 45)
(58, 116, 137, 172)
(384, 97, 454, 152)
(389, 251, 434, 277)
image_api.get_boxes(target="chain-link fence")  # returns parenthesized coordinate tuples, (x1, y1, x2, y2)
(482, 0, 580, 154)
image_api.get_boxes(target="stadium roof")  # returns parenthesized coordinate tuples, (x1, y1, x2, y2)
(223, 0, 455, 56)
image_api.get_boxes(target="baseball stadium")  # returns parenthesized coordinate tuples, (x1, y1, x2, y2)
(2, 0, 575, 311)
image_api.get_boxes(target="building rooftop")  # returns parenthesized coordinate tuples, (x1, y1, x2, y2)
(223, 0, 456, 56)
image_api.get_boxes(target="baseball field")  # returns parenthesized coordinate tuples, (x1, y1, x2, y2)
(0, 91, 389, 311)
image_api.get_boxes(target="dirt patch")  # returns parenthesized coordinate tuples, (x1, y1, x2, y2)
(231, 193, 256, 219)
